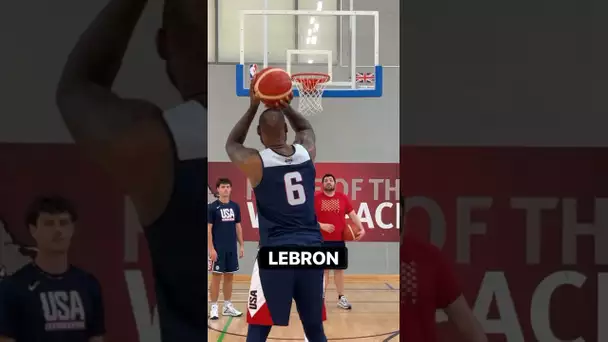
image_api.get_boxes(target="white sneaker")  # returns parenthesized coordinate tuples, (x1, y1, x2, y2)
(222, 302, 243, 317)
(209, 303, 219, 320)
(337, 295, 352, 310)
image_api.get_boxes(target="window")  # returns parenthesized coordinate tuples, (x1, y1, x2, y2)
(295, 0, 338, 64)
(218, 0, 296, 63)
(217, 0, 337, 64)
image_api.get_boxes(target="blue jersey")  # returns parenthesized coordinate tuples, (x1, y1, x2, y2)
(254, 144, 322, 247)
(0, 263, 104, 342)
(208, 200, 241, 251)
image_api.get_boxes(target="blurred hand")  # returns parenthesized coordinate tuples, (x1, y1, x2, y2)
(249, 83, 261, 106)
(355, 227, 366, 240)
(320, 223, 335, 233)
(209, 248, 218, 262)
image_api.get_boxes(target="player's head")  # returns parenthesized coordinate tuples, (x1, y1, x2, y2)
(257, 108, 288, 148)
(156, 0, 207, 104)
(26, 196, 77, 254)
(216, 178, 232, 199)
(322, 174, 336, 192)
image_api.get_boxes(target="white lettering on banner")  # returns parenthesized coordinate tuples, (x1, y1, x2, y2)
(247, 202, 259, 228)
(435, 271, 605, 341)
(403, 196, 608, 265)
(312, 178, 401, 202)
(457, 197, 492, 263)
(510, 198, 559, 265)
(245, 201, 400, 230)
(125, 270, 160, 342)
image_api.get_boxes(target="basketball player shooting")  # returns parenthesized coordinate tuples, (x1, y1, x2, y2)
(225, 86, 327, 341)
(55, 0, 207, 340)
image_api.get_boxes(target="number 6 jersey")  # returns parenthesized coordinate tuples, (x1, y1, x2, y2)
(253, 144, 322, 247)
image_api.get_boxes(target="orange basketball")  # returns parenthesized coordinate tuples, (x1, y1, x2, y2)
(342, 224, 360, 241)
(253, 67, 294, 108)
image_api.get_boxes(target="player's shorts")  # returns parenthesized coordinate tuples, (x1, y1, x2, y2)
(209, 249, 239, 273)
(322, 240, 346, 248)
(247, 260, 326, 326)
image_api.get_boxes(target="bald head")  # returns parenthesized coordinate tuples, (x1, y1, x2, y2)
(259, 109, 285, 128)
(258, 109, 288, 146)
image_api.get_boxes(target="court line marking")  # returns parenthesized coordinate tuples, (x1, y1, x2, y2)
(227, 288, 398, 292)
(217, 316, 234, 342)
(382, 331, 400, 341)
(208, 325, 397, 341)
(213, 300, 398, 304)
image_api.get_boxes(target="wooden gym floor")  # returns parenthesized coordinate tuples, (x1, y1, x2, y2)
(208, 274, 399, 341)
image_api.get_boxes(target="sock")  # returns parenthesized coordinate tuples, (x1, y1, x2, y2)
(224, 300, 232, 306)
(211, 302, 218, 307)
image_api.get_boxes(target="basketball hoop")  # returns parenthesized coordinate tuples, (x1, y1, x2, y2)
(291, 73, 331, 116)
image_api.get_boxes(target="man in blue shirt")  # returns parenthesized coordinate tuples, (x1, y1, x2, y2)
(208, 178, 245, 320)
(0, 196, 105, 342)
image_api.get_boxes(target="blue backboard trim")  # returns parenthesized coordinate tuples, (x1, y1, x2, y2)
(235, 65, 383, 98)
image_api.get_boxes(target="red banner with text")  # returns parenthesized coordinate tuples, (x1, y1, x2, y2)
(401, 146, 608, 342)
(208, 162, 400, 242)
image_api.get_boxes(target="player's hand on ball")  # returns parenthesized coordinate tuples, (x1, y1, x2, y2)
(209, 249, 218, 262)
(320, 223, 335, 233)
(249, 84, 261, 106)
(355, 228, 365, 240)
(278, 96, 292, 108)
(239, 246, 244, 258)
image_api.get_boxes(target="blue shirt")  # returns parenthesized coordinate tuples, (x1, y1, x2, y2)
(208, 200, 241, 251)
(0, 263, 104, 342)
(253, 144, 322, 247)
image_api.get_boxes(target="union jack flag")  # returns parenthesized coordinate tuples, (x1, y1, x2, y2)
(355, 72, 375, 84)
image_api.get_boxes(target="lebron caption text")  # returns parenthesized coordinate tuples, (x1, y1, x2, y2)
(258, 246, 348, 269)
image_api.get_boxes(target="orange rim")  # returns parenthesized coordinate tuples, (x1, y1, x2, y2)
(291, 72, 331, 91)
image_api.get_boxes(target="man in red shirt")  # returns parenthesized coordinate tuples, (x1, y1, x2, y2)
(401, 197, 487, 342)
(314, 174, 365, 310)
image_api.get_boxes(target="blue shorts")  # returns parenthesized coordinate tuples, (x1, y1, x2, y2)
(210, 249, 239, 273)
(322, 240, 346, 248)
(246, 260, 324, 326)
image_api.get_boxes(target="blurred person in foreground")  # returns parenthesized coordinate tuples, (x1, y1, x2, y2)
(55, 0, 207, 340)
(400, 195, 487, 342)
(0, 196, 105, 342)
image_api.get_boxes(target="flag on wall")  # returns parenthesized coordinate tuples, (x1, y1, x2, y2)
(355, 72, 375, 85)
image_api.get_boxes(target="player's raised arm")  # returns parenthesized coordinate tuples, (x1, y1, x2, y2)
(225, 87, 263, 185)
(280, 102, 316, 161)
(56, 0, 163, 160)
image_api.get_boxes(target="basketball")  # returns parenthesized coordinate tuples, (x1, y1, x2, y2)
(253, 67, 294, 108)
(342, 224, 361, 241)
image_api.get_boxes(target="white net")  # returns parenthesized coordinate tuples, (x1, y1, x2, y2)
(292, 73, 330, 116)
